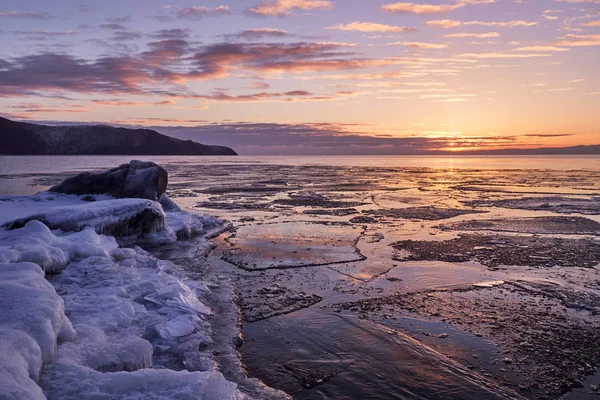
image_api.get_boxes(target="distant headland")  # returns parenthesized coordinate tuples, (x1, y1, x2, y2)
(0, 117, 237, 156)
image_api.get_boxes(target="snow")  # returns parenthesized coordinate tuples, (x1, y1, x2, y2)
(0, 192, 260, 400)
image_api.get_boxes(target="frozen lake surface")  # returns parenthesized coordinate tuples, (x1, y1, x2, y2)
(1, 155, 600, 400)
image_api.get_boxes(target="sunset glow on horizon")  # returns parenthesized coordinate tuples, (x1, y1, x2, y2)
(0, 0, 598, 154)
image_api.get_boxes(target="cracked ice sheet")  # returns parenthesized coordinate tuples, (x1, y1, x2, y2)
(223, 221, 364, 271)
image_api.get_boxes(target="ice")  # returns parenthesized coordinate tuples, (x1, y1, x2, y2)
(157, 315, 200, 340)
(0, 262, 75, 400)
(4, 198, 167, 237)
(42, 364, 242, 400)
(0, 193, 226, 247)
(0, 190, 283, 400)
(0, 221, 118, 273)
(40, 242, 242, 399)
(0, 192, 114, 225)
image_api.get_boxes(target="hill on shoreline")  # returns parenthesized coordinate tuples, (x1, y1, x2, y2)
(0, 117, 237, 156)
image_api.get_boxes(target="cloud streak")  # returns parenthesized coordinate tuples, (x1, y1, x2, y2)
(327, 21, 417, 33)
(247, 0, 333, 17)
(382, 0, 496, 14)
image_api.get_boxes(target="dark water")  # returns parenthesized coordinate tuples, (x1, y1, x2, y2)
(241, 308, 517, 400)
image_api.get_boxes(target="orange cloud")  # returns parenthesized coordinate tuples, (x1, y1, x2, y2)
(382, 2, 462, 14)
(458, 52, 552, 58)
(514, 46, 569, 51)
(386, 42, 448, 49)
(247, 0, 332, 17)
(382, 0, 496, 14)
(426, 19, 462, 28)
(554, 34, 600, 46)
(444, 32, 499, 38)
(427, 19, 538, 28)
(327, 21, 417, 33)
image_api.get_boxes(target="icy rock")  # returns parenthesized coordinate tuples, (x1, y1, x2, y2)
(4, 199, 166, 237)
(50, 160, 168, 201)
(0, 262, 75, 400)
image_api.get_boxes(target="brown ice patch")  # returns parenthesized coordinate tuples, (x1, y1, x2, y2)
(440, 216, 600, 236)
(392, 234, 600, 269)
(364, 206, 486, 221)
(464, 196, 600, 215)
(241, 284, 322, 322)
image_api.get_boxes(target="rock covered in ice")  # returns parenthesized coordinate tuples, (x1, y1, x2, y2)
(0, 262, 75, 400)
(4, 199, 167, 237)
(50, 160, 168, 201)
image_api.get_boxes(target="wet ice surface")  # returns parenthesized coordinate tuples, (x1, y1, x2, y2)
(222, 222, 365, 271)
(3, 157, 600, 400)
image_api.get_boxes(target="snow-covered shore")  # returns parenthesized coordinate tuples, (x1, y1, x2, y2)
(0, 165, 288, 399)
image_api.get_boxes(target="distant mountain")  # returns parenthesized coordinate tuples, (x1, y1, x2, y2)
(429, 145, 600, 156)
(0, 117, 237, 156)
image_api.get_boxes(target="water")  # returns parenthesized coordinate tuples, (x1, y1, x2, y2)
(1, 155, 599, 176)
(2, 155, 600, 400)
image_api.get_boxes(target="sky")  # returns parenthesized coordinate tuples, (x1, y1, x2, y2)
(0, 0, 599, 154)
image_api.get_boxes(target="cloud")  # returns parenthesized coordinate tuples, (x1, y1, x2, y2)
(247, 0, 333, 17)
(152, 122, 529, 155)
(582, 21, 600, 26)
(246, 82, 271, 89)
(459, 52, 552, 58)
(175, 6, 230, 19)
(14, 30, 75, 36)
(555, 0, 600, 3)
(426, 19, 463, 28)
(382, 2, 462, 14)
(514, 45, 569, 51)
(426, 19, 538, 28)
(444, 32, 499, 38)
(223, 28, 292, 40)
(12, 30, 76, 41)
(142, 40, 191, 65)
(101, 22, 127, 30)
(7, 103, 89, 113)
(554, 34, 600, 46)
(149, 29, 192, 40)
(0, 53, 166, 96)
(193, 89, 361, 103)
(0, 11, 52, 19)
(386, 42, 448, 49)
(189, 41, 386, 76)
(382, 0, 496, 14)
(327, 21, 417, 33)
(0, 41, 391, 96)
(112, 31, 144, 41)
